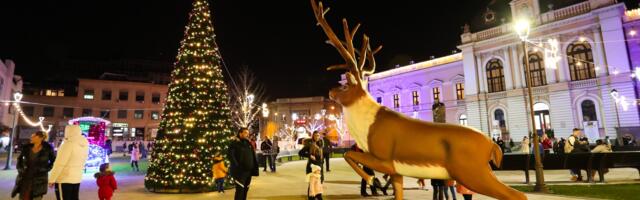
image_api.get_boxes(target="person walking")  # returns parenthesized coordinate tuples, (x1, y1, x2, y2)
(49, 125, 89, 200)
(228, 128, 259, 200)
(130, 143, 141, 172)
(299, 131, 325, 181)
(321, 132, 332, 172)
(444, 180, 457, 200)
(260, 137, 276, 172)
(212, 153, 228, 193)
(307, 164, 324, 200)
(11, 131, 56, 200)
(521, 136, 530, 154)
(456, 183, 475, 200)
(94, 163, 117, 200)
(122, 141, 127, 157)
(431, 179, 445, 200)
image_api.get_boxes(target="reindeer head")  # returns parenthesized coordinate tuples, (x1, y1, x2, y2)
(311, 0, 382, 107)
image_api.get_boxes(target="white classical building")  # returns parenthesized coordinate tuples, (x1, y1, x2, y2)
(368, 0, 640, 142)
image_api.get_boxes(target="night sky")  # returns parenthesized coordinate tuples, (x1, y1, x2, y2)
(1, 0, 637, 99)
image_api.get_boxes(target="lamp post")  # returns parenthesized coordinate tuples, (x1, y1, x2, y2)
(4, 92, 22, 170)
(610, 89, 621, 131)
(515, 19, 548, 192)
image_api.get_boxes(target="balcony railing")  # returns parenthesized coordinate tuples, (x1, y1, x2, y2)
(569, 78, 599, 89)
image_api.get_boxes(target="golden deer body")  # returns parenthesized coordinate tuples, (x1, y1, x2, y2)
(310, 1, 527, 199)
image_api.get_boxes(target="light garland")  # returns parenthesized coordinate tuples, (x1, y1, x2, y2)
(11, 92, 52, 133)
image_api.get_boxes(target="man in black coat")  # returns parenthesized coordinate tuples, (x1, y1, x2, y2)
(260, 137, 276, 172)
(228, 128, 259, 200)
(321, 132, 333, 172)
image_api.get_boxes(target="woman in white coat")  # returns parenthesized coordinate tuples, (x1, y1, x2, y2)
(48, 125, 88, 200)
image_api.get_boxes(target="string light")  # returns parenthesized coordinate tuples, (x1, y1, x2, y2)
(10, 92, 52, 133)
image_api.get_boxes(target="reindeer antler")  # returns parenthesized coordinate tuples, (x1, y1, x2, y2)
(311, 0, 382, 83)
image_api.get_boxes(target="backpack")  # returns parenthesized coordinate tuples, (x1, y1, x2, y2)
(564, 136, 576, 153)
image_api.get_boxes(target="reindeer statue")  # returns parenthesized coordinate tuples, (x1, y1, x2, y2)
(310, 1, 527, 199)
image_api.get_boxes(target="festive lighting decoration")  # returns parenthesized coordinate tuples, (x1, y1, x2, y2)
(631, 67, 640, 80)
(544, 39, 560, 69)
(69, 117, 110, 169)
(610, 89, 631, 111)
(630, 29, 637, 37)
(10, 92, 52, 133)
(145, 0, 234, 192)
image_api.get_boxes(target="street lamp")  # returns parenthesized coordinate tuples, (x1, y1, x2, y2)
(610, 89, 621, 129)
(515, 18, 548, 192)
(261, 103, 269, 118)
(4, 92, 21, 170)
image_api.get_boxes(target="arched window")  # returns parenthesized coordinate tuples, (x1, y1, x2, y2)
(581, 100, 598, 121)
(523, 52, 547, 87)
(567, 42, 596, 81)
(486, 59, 505, 93)
(494, 109, 506, 128)
(459, 114, 468, 126)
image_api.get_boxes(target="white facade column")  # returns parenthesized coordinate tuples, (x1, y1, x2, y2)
(592, 28, 608, 77)
(597, 6, 631, 74)
(544, 36, 559, 84)
(461, 46, 479, 95)
(511, 45, 524, 88)
(502, 48, 515, 90)
(477, 56, 487, 93)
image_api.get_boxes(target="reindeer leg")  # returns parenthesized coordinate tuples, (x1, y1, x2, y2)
(344, 151, 396, 184)
(450, 165, 526, 200)
(391, 175, 403, 200)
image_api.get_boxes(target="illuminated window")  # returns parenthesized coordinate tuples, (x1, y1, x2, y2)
(486, 59, 505, 93)
(393, 94, 400, 108)
(412, 91, 420, 106)
(432, 87, 441, 102)
(151, 111, 160, 120)
(523, 52, 547, 87)
(456, 83, 465, 100)
(83, 89, 95, 100)
(134, 110, 144, 119)
(567, 42, 596, 81)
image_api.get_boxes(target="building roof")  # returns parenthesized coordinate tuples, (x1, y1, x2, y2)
(369, 53, 463, 80)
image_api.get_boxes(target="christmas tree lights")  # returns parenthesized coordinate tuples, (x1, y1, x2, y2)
(145, 0, 234, 192)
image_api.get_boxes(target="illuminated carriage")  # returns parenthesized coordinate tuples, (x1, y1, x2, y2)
(68, 117, 110, 169)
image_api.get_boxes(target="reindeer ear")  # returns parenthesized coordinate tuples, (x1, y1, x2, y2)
(345, 72, 358, 85)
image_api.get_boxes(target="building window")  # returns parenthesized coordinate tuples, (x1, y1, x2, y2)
(524, 52, 547, 87)
(459, 114, 468, 126)
(118, 110, 128, 119)
(134, 110, 144, 119)
(152, 93, 161, 104)
(486, 59, 506, 93)
(43, 107, 54, 117)
(376, 97, 382, 104)
(100, 110, 110, 119)
(432, 87, 441, 102)
(581, 100, 598, 121)
(393, 94, 400, 108)
(63, 108, 74, 118)
(83, 89, 95, 100)
(412, 91, 420, 106)
(102, 90, 112, 100)
(45, 89, 64, 97)
(82, 109, 92, 117)
(119, 90, 129, 101)
(567, 41, 596, 81)
(23, 106, 34, 117)
(456, 83, 465, 100)
(135, 91, 145, 103)
(151, 111, 160, 120)
(494, 109, 506, 128)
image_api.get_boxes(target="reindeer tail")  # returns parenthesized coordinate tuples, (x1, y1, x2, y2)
(490, 142, 503, 168)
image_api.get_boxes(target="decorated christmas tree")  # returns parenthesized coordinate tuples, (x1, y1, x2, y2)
(145, 0, 233, 192)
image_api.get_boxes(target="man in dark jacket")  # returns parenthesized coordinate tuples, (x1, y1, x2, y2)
(260, 137, 276, 172)
(321, 132, 333, 172)
(228, 128, 259, 200)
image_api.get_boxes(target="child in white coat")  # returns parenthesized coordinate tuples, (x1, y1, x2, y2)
(307, 164, 323, 200)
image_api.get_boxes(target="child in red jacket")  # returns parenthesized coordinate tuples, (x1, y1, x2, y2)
(95, 163, 118, 200)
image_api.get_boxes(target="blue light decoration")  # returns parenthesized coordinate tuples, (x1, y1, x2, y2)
(68, 117, 111, 170)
